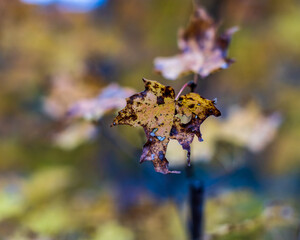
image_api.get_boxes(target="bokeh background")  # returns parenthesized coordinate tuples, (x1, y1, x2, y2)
(0, 0, 300, 239)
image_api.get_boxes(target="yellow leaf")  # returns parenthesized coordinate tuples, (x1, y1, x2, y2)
(112, 79, 220, 174)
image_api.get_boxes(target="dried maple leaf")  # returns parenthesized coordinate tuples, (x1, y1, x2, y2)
(154, 7, 238, 80)
(170, 93, 220, 165)
(112, 79, 177, 174)
(112, 79, 220, 174)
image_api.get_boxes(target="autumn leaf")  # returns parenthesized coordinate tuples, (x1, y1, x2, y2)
(43, 74, 99, 119)
(112, 79, 220, 174)
(68, 84, 135, 121)
(170, 93, 220, 165)
(44, 79, 135, 150)
(154, 7, 238, 80)
(167, 102, 282, 165)
(218, 102, 282, 153)
(112, 79, 177, 174)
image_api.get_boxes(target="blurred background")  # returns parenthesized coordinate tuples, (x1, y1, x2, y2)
(0, 0, 299, 239)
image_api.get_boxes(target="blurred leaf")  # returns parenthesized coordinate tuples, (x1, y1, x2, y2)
(68, 84, 135, 121)
(43, 74, 99, 120)
(219, 102, 282, 153)
(53, 121, 97, 150)
(154, 7, 237, 80)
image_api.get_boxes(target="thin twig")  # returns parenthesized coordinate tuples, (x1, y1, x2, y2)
(175, 80, 197, 100)
(189, 180, 205, 240)
(175, 81, 191, 100)
(175, 73, 203, 240)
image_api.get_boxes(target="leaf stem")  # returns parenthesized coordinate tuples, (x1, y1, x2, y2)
(175, 75, 199, 100)
(175, 81, 191, 100)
